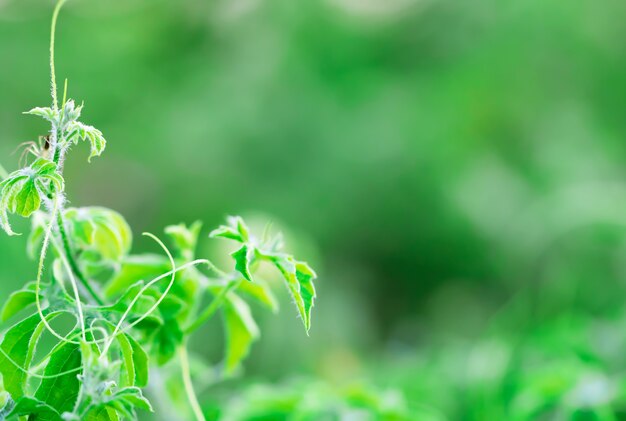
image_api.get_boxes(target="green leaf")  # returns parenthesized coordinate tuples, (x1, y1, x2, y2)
(9, 396, 62, 421)
(126, 335, 149, 388)
(13, 179, 40, 217)
(231, 245, 254, 282)
(222, 293, 260, 375)
(24, 106, 58, 123)
(272, 257, 317, 333)
(0, 311, 59, 400)
(94, 281, 156, 320)
(0, 288, 37, 322)
(65, 121, 106, 162)
(0, 159, 64, 235)
(34, 341, 82, 416)
(153, 319, 184, 366)
(84, 406, 119, 421)
(98, 387, 153, 419)
(63, 207, 132, 266)
(104, 254, 170, 298)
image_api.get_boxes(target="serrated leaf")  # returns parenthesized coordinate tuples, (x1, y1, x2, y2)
(231, 245, 254, 282)
(34, 341, 82, 416)
(222, 293, 259, 375)
(116, 333, 149, 389)
(65, 121, 106, 162)
(126, 335, 149, 388)
(104, 254, 170, 298)
(24, 106, 58, 123)
(272, 257, 317, 333)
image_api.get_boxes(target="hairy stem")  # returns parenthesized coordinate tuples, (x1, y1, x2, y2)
(50, 0, 68, 111)
(179, 346, 206, 421)
(56, 211, 104, 305)
(184, 279, 241, 335)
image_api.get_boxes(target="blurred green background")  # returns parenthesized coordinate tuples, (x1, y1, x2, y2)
(1, 0, 626, 419)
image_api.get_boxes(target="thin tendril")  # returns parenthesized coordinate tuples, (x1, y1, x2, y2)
(100, 232, 177, 357)
(51, 236, 86, 341)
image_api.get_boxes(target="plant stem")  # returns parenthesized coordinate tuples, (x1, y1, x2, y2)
(179, 345, 206, 421)
(184, 279, 241, 335)
(56, 211, 104, 305)
(0, 163, 8, 179)
(50, 0, 68, 111)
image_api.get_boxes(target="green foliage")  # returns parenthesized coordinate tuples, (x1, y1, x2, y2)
(210, 216, 317, 332)
(0, 1, 319, 420)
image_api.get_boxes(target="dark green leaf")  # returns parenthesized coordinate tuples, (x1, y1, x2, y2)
(34, 341, 82, 416)
(10, 396, 61, 421)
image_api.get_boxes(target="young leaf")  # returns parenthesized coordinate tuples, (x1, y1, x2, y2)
(65, 121, 106, 162)
(165, 221, 202, 260)
(222, 293, 260, 375)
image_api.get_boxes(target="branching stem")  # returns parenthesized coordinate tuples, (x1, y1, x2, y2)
(56, 211, 104, 305)
(184, 279, 242, 335)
